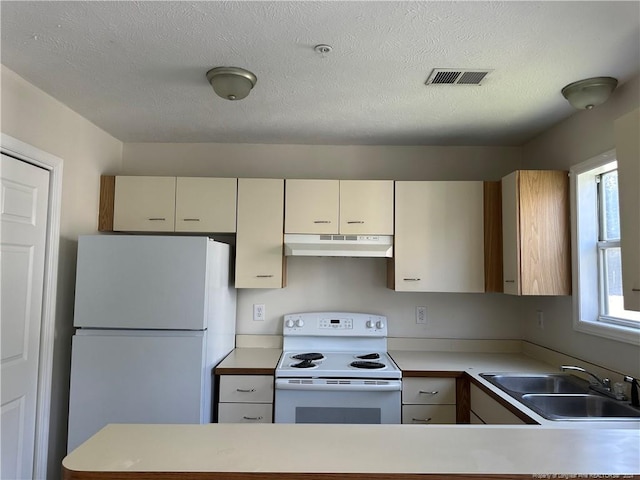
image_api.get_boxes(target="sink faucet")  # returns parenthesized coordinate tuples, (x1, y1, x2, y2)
(560, 365, 624, 400)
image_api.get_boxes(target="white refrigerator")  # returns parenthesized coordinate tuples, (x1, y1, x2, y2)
(67, 235, 236, 452)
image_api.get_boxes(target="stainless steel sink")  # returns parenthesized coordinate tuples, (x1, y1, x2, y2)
(481, 373, 590, 394)
(521, 394, 640, 421)
(479, 373, 640, 421)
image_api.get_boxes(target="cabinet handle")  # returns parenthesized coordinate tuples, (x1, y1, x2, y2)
(505, 280, 515, 283)
(347, 221, 365, 224)
(242, 416, 263, 421)
(419, 390, 439, 395)
(411, 417, 432, 423)
(313, 220, 332, 224)
(256, 275, 274, 278)
(632, 288, 640, 292)
(236, 388, 256, 393)
(148, 218, 166, 221)
(182, 218, 200, 222)
(403, 278, 421, 281)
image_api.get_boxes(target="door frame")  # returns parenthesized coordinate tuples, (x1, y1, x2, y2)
(1, 133, 63, 479)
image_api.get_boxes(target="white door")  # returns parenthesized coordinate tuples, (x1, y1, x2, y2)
(1, 154, 50, 479)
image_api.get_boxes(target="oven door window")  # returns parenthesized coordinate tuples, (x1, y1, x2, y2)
(296, 406, 380, 424)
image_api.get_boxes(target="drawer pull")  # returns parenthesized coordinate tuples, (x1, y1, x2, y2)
(236, 388, 256, 393)
(256, 275, 274, 278)
(313, 220, 332, 224)
(412, 417, 432, 423)
(419, 390, 439, 395)
(505, 280, 515, 283)
(242, 416, 263, 421)
(148, 218, 166, 221)
(182, 218, 200, 222)
(347, 221, 365, 224)
(632, 288, 640, 292)
(403, 278, 421, 282)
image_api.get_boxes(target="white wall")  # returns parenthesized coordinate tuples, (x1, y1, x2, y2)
(520, 74, 640, 377)
(1, 65, 123, 479)
(122, 142, 524, 340)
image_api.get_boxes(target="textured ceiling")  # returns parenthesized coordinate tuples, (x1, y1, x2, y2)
(1, 1, 639, 146)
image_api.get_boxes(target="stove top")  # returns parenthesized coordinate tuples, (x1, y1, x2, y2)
(277, 351, 401, 379)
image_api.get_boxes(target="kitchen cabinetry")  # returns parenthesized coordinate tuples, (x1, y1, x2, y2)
(402, 377, 456, 424)
(218, 375, 273, 423)
(392, 181, 484, 292)
(614, 108, 640, 311)
(175, 177, 237, 232)
(104, 175, 237, 233)
(285, 179, 393, 235)
(501, 170, 570, 296)
(235, 178, 285, 288)
(470, 384, 526, 425)
(113, 176, 176, 232)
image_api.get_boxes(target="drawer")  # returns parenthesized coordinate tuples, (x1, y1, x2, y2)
(402, 404, 456, 424)
(219, 375, 273, 403)
(402, 377, 456, 404)
(218, 403, 272, 423)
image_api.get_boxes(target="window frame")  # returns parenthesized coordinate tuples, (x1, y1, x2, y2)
(571, 149, 640, 345)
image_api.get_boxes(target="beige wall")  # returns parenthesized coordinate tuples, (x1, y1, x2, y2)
(1, 65, 123, 479)
(520, 74, 640, 377)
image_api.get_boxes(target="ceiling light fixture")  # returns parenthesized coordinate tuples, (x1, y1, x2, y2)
(206, 66, 257, 101)
(561, 77, 618, 110)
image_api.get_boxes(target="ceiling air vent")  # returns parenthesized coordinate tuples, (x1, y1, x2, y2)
(425, 69, 492, 86)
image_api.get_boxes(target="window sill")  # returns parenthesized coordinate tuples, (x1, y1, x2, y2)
(574, 317, 640, 346)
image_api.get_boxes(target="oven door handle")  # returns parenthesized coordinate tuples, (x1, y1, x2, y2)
(275, 379, 402, 392)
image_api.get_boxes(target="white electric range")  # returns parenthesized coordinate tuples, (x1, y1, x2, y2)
(274, 312, 402, 424)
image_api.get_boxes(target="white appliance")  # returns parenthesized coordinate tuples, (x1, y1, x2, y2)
(67, 235, 236, 452)
(283, 234, 393, 257)
(274, 312, 401, 424)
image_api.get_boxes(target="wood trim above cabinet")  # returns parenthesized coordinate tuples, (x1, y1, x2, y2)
(483, 181, 503, 293)
(98, 175, 115, 232)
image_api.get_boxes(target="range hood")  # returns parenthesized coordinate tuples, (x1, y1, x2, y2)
(284, 234, 393, 258)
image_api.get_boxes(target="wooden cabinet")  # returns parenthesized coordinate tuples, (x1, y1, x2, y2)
(402, 377, 456, 424)
(614, 108, 640, 311)
(175, 177, 237, 233)
(107, 175, 237, 233)
(501, 170, 571, 296)
(235, 178, 285, 288)
(470, 384, 527, 425)
(218, 375, 273, 423)
(392, 181, 484, 292)
(285, 179, 393, 235)
(113, 176, 176, 232)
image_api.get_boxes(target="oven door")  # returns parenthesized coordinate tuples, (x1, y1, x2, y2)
(274, 378, 401, 424)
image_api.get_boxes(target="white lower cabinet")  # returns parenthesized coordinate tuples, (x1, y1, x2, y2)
(470, 384, 526, 425)
(402, 377, 456, 424)
(218, 375, 274, 424)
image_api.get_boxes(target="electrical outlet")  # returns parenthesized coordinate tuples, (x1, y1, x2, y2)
(416, 306, 427, 324)
(253, 304, 265, 321)
(536, 310, 544, 329)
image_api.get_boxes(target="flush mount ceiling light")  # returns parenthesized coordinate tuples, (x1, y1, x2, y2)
(561, 77, 618, 110)
(206, 66, 257, 101)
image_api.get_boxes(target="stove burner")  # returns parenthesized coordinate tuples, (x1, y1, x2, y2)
(356, 353, 380, 360)
(292, 352, 324, 361)
(350, 361, 385, 369)
(291, 359, 317, 369)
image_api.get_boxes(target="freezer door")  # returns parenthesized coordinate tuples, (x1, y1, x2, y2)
(67, 331, 209, 452)
(74, 235, 225, 330)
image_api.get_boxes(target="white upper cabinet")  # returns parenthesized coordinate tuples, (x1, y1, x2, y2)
(615, 108, 640, 311)
(175, 177, 237, 233)
(235, 178, 285, 289)
(113, 176, 176, 232)
(393, 181, 484, 292)
(285, 179, 393, 235)
(501, 170, 571, 296)
(339, 180, 394, 235)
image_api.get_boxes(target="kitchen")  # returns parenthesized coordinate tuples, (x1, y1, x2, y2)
(1, 1, 640, 479)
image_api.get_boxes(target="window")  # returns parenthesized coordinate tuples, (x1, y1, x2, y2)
(572, 150, 640, 345)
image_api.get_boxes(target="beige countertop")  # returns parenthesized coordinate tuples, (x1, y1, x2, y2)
(214, 347, 282, 374)
(62, 423, 640, 478)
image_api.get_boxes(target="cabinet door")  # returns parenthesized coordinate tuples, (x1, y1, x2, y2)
(113, 176, 176, 232)
(285, 179, 339, 234)
(615, 108, 640, 311)
(175, 177, 237, 233)
(339, 180, 394, 234)
(394, 181, 484, 292)
(470, 384, 526, 425)
(235, 179, 284, 288)
(501, 172, 520, 295)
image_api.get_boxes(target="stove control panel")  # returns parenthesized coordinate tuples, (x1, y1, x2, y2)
(319, 317, 353, 329)
(282, 312, 387, 336)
